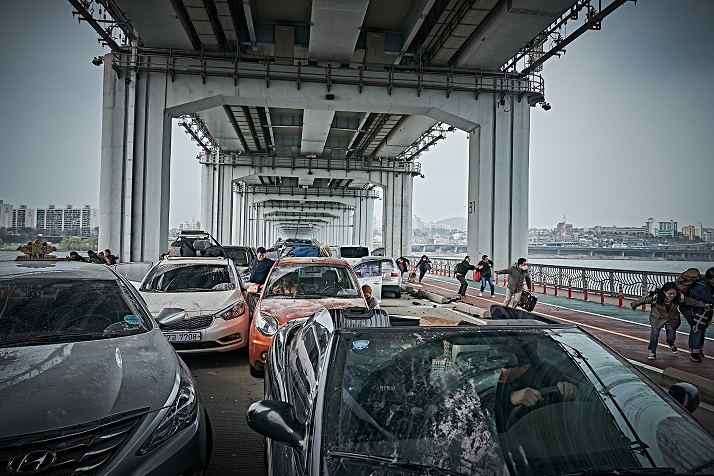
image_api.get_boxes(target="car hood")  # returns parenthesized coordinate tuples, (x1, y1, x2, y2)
(141, 289, 243, 316)
(0, 330, 178, 438)
(259, 296, 366, 323)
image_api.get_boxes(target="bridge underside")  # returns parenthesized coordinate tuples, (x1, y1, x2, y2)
(79, 0, 631, 262)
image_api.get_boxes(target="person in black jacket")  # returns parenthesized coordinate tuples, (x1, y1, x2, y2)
(455, 256, 476, 297)
(477, 254, 495, 297)
(416, 255, 432, 283)
(249, 247, 275, 285)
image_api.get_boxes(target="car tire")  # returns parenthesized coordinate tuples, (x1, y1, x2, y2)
(250, 364, 264, 378)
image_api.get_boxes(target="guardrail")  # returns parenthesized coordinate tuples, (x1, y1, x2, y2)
(406, 257, 680, 300)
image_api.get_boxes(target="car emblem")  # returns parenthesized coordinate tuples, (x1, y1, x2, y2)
(7, 450, 57, 474)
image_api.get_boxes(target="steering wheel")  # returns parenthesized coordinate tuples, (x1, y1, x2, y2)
(320, 284, 344, 294)
(505, 386, 564, 431)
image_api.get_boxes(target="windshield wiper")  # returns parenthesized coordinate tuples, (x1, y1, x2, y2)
(328, 450, 462, 475)
(555, 469, 676, 475)
(0, 333, 104, 347)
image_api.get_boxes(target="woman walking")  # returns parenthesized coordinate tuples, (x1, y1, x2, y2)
(630, 282, 711, 360)
(417, 255, 432, 283)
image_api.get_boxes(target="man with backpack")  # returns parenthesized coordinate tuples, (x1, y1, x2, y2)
(454, 255, 476, 297)
(679, 267, 714, 362)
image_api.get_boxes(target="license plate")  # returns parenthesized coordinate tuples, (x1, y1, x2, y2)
(164, 332, 201, 342)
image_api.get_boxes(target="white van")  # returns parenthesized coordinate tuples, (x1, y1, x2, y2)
(338, 245, 370, 266)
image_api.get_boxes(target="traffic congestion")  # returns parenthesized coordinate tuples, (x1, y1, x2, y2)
(2, 236, 714, 476)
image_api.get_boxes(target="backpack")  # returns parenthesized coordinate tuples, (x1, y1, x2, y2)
(675, 268, 701, 295)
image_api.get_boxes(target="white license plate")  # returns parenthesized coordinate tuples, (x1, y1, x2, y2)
(165, 332, 201, 342)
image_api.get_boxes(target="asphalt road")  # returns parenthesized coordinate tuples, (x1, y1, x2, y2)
(182, 295, 714, 475)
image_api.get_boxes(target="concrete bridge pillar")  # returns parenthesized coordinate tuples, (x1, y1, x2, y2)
(99, 52, 173, 261)
(382, 173, 413, 258)
(467, 94, 530, 267)
(231, 183, 244, 245)
(200, 157, 234, 244)
(351, 197, 375, 246)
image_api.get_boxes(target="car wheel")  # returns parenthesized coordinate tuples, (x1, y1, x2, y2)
(250, 364, 264, 378)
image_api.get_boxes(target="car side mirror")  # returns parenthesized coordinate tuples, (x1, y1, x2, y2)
(668, 382, 700, 413)
(247, 283, 261, 294)
(246, 400, 305, 449)
(155, 308, 187, 327)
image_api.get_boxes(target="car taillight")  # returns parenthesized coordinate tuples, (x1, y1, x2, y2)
(391, 271, 399, 277)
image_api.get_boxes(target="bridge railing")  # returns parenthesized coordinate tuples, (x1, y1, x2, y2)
(526, 264, 677, 298)
(406, 257, 679, 298)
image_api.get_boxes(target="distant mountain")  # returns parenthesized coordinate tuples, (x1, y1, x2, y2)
(438, 217, 467, 231)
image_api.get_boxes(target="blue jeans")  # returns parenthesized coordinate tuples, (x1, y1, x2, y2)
(480, 276, 494, 293)
(681, 308, 711, 356)
(648, 322, 678, 353)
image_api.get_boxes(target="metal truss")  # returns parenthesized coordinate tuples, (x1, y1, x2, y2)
(178, 114, 219, 154)
(397, 122, 457, 162)
(199, 152, 422, 175)
(502, 0, 633, 75)
(244, 185, 380, 199)
(68, 0, 135, 50)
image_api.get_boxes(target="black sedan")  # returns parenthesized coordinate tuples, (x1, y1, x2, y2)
(0, 260, 210, 475)
(247, 306, 714, 475)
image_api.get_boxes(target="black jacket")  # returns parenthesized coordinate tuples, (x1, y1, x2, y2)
(477, 259, 493, 277)
(249, 257, 275, 284)
(455, 260, 475, 275)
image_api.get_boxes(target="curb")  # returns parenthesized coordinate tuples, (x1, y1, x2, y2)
(454, 302, 491, 319)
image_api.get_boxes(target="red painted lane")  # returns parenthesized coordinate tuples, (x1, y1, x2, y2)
(414, 276, 714, 383)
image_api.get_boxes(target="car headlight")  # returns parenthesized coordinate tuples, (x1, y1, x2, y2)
(215, 301, 246, 321)
(138, 365, 198, 455)
(255, 311, 278, 336)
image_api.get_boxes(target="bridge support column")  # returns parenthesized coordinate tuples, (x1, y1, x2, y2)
(352, 197, 375, 247)
(199, 159, 233, 244)
(382, 173, 413, 258)
(231, 183, 244, 245)
(99, 52, 172, 262)
(467, 94, 530, 266)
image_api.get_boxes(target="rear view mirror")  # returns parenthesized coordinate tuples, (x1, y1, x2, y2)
(668, 382, 700, 413)
(246, 400, 305, 449)
(155, 308, 186, 327)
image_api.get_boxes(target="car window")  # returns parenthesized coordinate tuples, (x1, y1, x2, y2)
(353, 261, 381, 278)
(265, 264, 359, 297)
(141, 263, 234, 292)
(0, 278, 150, 345)
(339, 247, 369, 259)
(224, 248, 250, 266)
(323, 327, 714, 475)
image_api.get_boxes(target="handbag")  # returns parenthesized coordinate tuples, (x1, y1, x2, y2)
(474, 270, 482, 281)
(425, 262, 432, 271)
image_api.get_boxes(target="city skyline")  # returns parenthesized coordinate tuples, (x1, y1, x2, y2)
(1, 1, 712, 231)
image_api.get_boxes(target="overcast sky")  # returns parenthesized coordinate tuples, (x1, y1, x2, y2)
(1, 0, 712, 230)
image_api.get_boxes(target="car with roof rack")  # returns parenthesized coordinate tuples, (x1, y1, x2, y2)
(247, 305, 714, 476)
(138, 255, 249, 354)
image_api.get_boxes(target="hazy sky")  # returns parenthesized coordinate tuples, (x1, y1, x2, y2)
(1, 0, 712, 230)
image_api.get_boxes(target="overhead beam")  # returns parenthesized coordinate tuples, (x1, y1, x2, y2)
(308, 0, 370, 63)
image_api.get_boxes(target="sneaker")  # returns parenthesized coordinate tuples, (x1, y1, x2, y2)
(479, 292, 483, 297)
(691, 354, 702, 363)
(647, 352, 656, 360)
(491, 294, 495, 298)
(669, 344, 678, 353)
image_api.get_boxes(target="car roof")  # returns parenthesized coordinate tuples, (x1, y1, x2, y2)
(273, 257, 351, 266)
(156, 256, 231, 265)
(0, 260, 121, 280)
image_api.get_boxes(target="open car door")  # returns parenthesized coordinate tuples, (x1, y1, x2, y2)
(352, 260, 383, 300)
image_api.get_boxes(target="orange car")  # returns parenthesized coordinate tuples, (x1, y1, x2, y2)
(248, 257, 366, 376)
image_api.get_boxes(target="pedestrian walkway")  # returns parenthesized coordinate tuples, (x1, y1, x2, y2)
(412, 273, 714, 385)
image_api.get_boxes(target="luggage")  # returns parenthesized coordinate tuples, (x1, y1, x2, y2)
(518, 290, 538, 311)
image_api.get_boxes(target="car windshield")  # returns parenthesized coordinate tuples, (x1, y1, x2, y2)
(265, 264, 359, 298)
(340, 247, 369, 259)
(0, 277, 149, 346)
(224, 248, 251, 266)
(324, 327, 714, 475)
(141, 263, 234, 292)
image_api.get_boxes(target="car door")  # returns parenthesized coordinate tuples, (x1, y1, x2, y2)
(352, 260, 382, 299)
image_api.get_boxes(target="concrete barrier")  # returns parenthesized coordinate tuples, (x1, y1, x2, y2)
(454, 302, 491, 319)
(662, 367, 714, 405)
